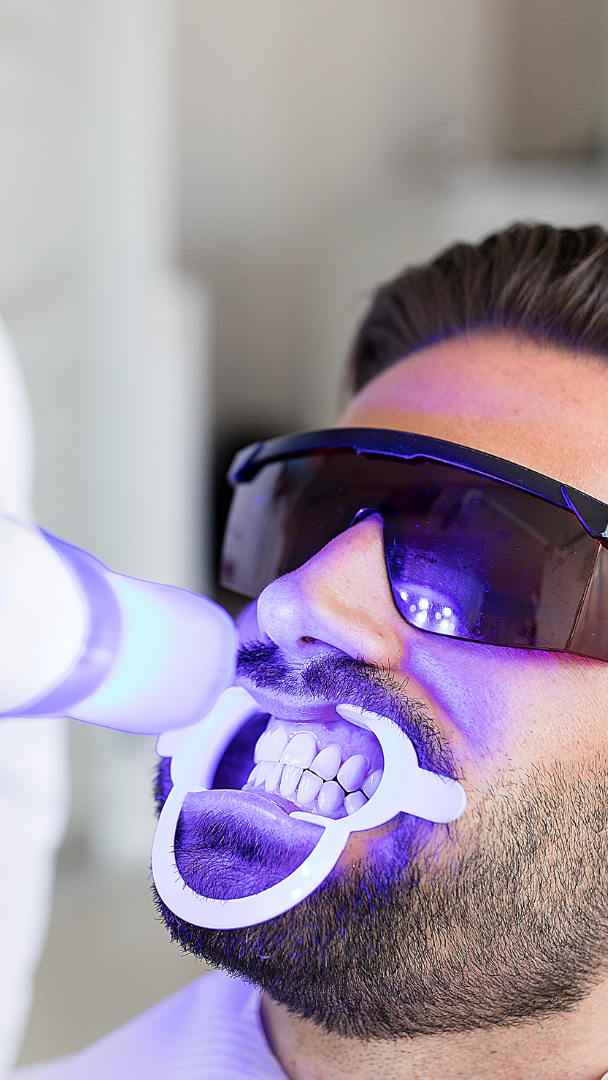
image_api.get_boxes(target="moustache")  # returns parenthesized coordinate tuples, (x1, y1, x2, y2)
(236, 642, 457, 779)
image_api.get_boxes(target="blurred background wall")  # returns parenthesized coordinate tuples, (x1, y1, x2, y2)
(0, 2, 209, 1063)
(180, 0, 608, 570)
(181, 0, 606, 431)
(0, 0, 606, 1064)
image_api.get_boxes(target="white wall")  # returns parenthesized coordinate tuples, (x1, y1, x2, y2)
(180, 0, 607, 444)
(303, 162, 608, 430)
(181, 0, 500, 252)
(181, 0, 504, 440)
(0, 0, 209, 588)
(76, 1, 209, 588)
(0, 0, 211, 872)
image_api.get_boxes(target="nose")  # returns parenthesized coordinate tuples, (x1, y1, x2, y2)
(256, 514, 406, 667)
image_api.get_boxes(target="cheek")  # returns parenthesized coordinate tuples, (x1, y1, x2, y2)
(405, 636, 608, 769)
(404, 635, 518, 757)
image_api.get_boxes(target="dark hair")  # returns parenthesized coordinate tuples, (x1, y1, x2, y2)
(350, 222, 608, 392)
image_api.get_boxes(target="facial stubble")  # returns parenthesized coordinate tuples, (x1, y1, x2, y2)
(154, 651, 608, 1039)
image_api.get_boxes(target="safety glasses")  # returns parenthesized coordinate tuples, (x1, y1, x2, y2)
(221, 428, 608, 661)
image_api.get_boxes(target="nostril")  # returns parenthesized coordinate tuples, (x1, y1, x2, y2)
(300, 636, 318, 644)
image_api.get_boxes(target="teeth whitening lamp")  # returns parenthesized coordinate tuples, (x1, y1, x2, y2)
(0, 515, 466, 929)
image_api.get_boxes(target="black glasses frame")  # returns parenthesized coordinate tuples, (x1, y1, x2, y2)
(225, 428, 608, 661)
(229, 427, 608, 539)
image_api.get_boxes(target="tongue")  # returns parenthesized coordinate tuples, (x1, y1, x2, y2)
(183, 787, 323, 835)
(176, 788, 324, 901)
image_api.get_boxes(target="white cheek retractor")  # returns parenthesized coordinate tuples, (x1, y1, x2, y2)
(152, 687, 467, 929)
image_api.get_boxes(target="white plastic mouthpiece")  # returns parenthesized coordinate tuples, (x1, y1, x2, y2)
(152, 688, 467, 929)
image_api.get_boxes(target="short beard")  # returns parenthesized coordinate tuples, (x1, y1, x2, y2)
(153, 649, 608, 1039)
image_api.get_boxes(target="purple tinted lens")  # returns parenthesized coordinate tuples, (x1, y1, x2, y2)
(220, 452, 599, 652)
(382, 469, 597, 650)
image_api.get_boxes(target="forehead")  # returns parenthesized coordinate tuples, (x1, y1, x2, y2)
(340, 333, 608, 502)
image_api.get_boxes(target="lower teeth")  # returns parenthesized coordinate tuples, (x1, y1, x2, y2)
(243, 759, 375, 818)
(279, 765, 302, 798)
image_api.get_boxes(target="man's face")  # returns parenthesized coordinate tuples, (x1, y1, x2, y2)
(156, 333, 608, 1038)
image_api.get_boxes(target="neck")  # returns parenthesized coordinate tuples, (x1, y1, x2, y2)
(260, 980, 608, 1080)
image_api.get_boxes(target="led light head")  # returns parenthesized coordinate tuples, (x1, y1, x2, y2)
(0, 520, 237, 733)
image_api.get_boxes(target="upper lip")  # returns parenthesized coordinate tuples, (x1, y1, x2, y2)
(233, 677, 346, 724)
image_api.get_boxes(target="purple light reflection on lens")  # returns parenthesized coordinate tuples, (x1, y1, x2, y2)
(397, 585, 461, 637)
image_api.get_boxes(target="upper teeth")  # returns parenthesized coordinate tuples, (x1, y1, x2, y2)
(244, 726, 383, 819)
(310, 744, 341, 780)
(281, 731, 317, 768)
(254, 726, 289, 763)
(336, 753, 368, 792)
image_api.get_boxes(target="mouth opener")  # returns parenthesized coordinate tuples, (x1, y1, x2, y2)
(152, 686, 467, 929)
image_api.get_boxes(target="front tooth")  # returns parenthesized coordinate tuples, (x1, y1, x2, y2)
(362, 768, 383, 799)
(245, 763, 260, 787)
(279, 765, 303, 798)
(337, 754, 368, 792)
(255, 761, 269, 787)
(344, 790, 367, 815)
(310, 744, 342, 780)
(262, 727, 289, 762)
(254, 729, 270, 764)
(317, 780, 344, 816)
(282, 732, 317, 768)
(264, 761, 284, 793)
(296, 771, 323, 805)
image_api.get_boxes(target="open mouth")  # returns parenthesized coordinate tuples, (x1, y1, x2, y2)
(153, 687, 467, 929)
(213, 712, 384, 822)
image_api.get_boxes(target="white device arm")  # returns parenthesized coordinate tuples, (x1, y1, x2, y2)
(0, 517, 86, 713)
(0, 516, 238, 734)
